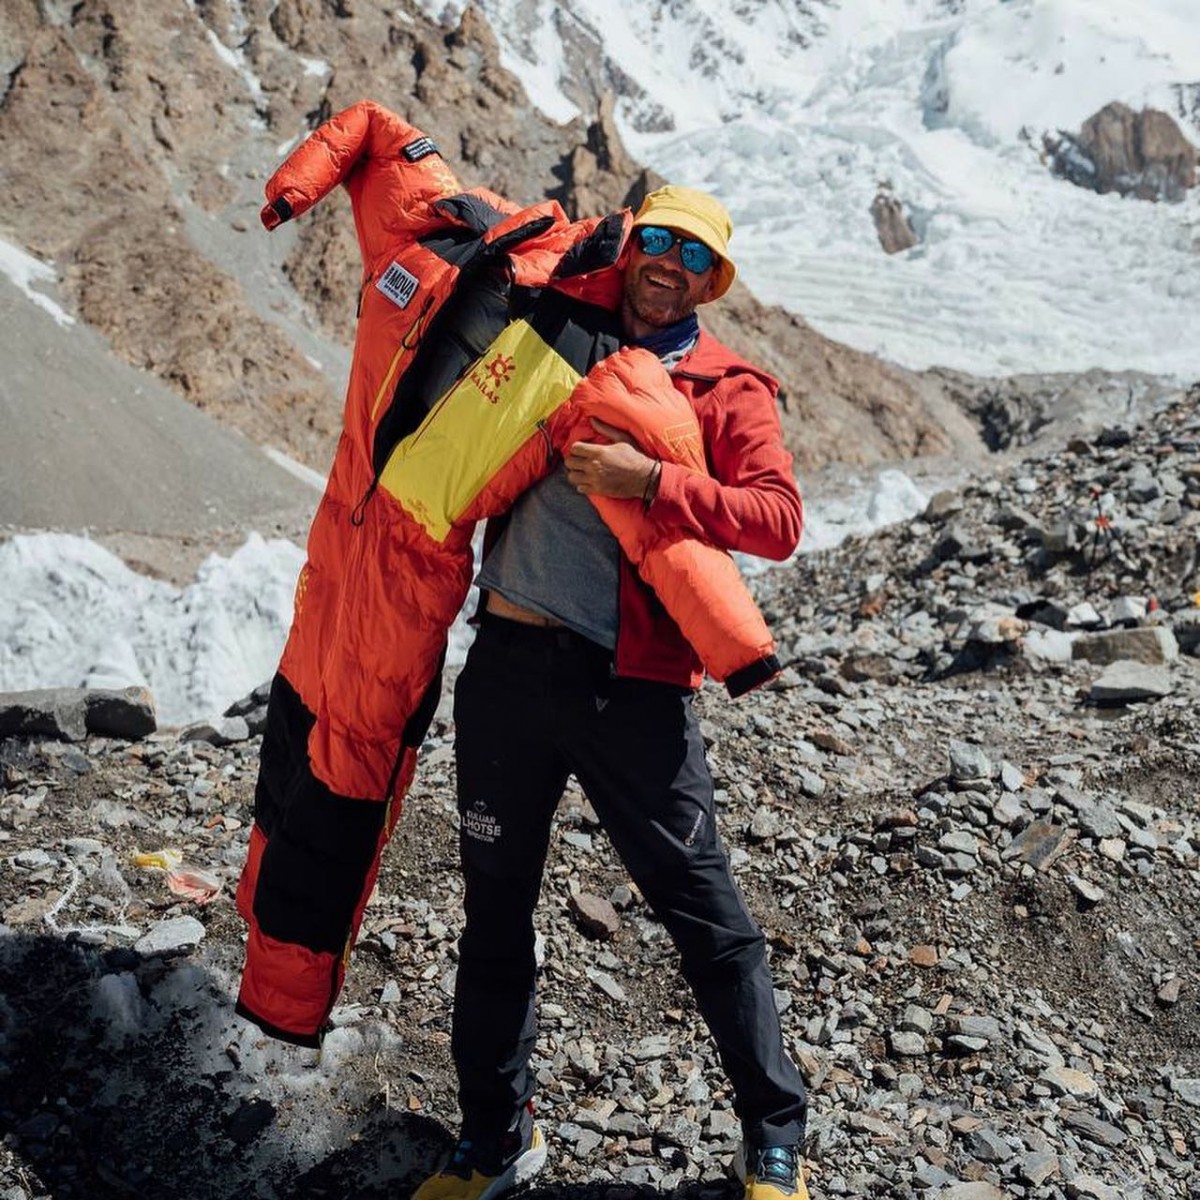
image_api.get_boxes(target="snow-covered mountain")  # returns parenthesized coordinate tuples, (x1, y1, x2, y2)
(445, 0, 1200, 378)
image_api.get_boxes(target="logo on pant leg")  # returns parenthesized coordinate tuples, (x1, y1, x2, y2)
(463, 799, 503, 843)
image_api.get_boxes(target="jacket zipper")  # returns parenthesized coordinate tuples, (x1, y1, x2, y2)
(350, 478, 378, 527)
(352, 293, 439, 526)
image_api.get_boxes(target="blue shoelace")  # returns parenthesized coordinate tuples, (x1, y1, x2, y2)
(446, 1139, 476, 1179)
(754, 1145, 797, 1188)
(447, 1129, 523, 1179)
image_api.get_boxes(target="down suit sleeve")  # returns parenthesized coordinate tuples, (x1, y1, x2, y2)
(651, 370, 802, 561)
(549, 349, 779, 691)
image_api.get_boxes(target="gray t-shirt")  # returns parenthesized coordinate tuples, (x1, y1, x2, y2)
(476, 465, 621, 648)
(477, 337, 698, 649)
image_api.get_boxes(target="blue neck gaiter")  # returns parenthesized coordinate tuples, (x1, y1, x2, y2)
(631, 313, 700, 360)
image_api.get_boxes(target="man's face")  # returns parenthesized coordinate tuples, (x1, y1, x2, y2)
(622, 228, 720, 332)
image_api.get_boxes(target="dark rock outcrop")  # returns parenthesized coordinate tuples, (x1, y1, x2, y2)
(0, 1, 989, 477)
(1048, 101, 1197, 203)
(870, 186, 919, 254)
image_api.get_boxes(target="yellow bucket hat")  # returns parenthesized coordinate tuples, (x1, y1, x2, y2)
(631, 185, 737, 300)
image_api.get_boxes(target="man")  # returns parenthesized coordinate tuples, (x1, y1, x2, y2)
(415, 186, 809, 1200)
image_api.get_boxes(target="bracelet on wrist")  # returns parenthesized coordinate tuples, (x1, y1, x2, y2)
(642, 459, 662, 509)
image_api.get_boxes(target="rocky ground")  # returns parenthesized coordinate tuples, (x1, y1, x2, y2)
(2, 392, 1198, 1199)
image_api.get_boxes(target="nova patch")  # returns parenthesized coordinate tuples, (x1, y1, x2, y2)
(376, 261, 420, 309)
(401, 136, 439, 162)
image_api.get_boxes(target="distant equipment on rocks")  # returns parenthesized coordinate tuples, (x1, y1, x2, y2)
(1046, 101, 1197, 203)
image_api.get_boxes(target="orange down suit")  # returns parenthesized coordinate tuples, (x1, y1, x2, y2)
(234, 101, 786, 1045)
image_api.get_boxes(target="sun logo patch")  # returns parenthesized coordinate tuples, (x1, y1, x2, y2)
(470, 352, 516, 404)
(487, 353, 515, 385)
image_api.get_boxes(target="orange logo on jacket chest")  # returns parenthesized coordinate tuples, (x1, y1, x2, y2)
(664, 421, 701, 460)
(469, 352, 516, 404)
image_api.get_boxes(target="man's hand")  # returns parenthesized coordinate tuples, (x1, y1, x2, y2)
(565, 419, 658, 499)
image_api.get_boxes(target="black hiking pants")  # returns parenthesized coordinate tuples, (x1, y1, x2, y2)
(450, 613, 807, 1150)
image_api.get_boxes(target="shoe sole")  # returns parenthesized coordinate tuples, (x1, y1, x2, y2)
(476, 1127, 548, 1200)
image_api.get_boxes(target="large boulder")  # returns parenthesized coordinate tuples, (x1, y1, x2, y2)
(0, 687, 157, 742)
(1048, 101, 1197, 202)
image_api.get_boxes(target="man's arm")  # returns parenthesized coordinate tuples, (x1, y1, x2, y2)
(567, 372, 802, 560)
(655, 372, 802, 560)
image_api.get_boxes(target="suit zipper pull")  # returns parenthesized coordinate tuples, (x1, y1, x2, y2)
(351, 477, 379, 526)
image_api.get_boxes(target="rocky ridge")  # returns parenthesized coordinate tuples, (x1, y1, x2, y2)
(2, 391, 1198, 1198)
(1, 0, 1170, 495)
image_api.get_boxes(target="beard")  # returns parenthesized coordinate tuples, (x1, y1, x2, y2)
(622, 263, 701, 330)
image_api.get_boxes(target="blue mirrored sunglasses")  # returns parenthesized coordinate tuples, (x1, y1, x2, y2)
(635, 225, 717, 275)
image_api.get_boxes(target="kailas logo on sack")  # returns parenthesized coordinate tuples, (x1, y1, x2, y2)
(376, 261, 420, 309)
(468, 352, 516, 404)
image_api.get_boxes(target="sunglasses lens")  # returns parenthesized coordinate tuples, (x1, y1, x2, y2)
(638, 226, 674, 256)
(636, 225, 717, 274)
(680, 241, 715, 274)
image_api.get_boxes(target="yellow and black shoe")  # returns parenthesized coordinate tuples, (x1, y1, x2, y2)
(739, 1143, 810, 1200)
(412, 1122, 547, 1200)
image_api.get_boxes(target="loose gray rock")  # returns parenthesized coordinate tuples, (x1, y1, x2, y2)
(1074, 798, 1122, 839)
(999, 761, 1024, 791)
(794, 766, 826, 798)
(1066, 874, 1106, 906)
(1072, 626, 1178, 666)
(586, 968, 627, 1004)
(945, 1033, 990, 1055)
(748, 805, 782, 841)
(1066, 601, 1103, 629)
(1022, 628, 1074, 663)
(224, 681, 272, 717)
(924, 490, 964, 521)
(85, 687, 157, 739)
(1063, 1110, 1126, 1147)
(1043, 1066, 1099, 1100)
(938, 830, 980, 857)
(963, 1127, 1013, 1163)
(1067, 1176, 1122, 1200)
(899, 1005, 933, 1036)
(937, 1183, 1008, 1200)
(1089, 660, 1173, 703)
(948, 739, 991, 782)
(13, 849, 54, 870)
(0, 688, 88, 742)
(949, 1015, 1001, 1043)
(889, 1030, 926, 1057)
(133, 916, 206, 957)
(1019, 1151, 1059, 1185)
(181, 716, 252, 746)
(1002, 821, 1075, 870)
(568, 892, 620, 940)
(654, 1113, 701, 1149)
